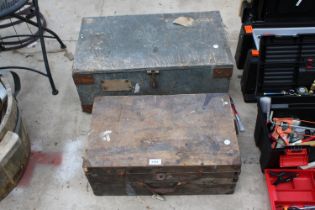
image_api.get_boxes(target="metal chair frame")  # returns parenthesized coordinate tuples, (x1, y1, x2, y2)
(0, 0, 66, 95)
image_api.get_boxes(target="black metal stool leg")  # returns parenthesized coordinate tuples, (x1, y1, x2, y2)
(32, 0, 58, 95)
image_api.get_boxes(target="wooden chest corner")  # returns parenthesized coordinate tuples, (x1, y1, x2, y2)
(213, 67, 233, 79)
(73, 73, 95, 85)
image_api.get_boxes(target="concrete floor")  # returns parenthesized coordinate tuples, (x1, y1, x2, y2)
(0, 0, 269, 210)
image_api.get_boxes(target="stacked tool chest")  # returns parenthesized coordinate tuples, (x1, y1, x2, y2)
(239, 33, 315, 102)
(84, 94, 241, 196)
(255, 96, 315, 170)
(236, 1, 315, 209)
(236, 0, 315, 102)
(254, 95, 315, 209)
(239, 0, 315, 25)
(74, 12, 241, 196)
(73, 12, 234, 113)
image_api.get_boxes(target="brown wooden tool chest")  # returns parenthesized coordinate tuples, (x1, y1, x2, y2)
(83, 93, 241, 195)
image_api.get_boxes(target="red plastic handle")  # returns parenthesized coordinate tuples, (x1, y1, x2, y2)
(280, 149, 309, 168)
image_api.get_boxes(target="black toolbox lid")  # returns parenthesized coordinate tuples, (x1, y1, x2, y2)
(244, 0, 315, 26)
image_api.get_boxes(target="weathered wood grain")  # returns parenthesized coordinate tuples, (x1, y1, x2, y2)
(72, 12, 234, 112)
(86, 94, 240, 168)
(84, 93, 241, 195)
(73, 12, 233, 73)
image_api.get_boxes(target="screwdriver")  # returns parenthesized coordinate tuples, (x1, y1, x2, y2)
(229, 96, 245, 132)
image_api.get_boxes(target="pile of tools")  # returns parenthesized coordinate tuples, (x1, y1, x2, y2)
(259, 96, 315, 148)
(256, 95, 315, 210)
(236, 0, 315, 209)
(264, 81, 315, 97)
(269, 116, 315, 148)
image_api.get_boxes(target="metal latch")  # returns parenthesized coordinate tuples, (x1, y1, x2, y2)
(147, 70, 160, 89)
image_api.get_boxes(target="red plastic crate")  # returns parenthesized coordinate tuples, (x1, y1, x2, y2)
(280, 149, 309, 168)
(265, 169, 315, 210)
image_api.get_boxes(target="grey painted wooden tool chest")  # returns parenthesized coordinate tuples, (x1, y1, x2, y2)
(84, 94, 241, 195)
(73, 11, 234, 113)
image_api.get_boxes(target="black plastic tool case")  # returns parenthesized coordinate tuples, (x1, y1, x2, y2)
(236, 0, 315, 71)
(235, 25, 255, 70)
(240, 0, 315, 25)
(239, 34, 315, 102)
(254, 96, 315, 171)
(235, 26, 315, 71)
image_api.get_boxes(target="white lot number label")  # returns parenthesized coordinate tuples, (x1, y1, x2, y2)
(149, 159, 162, 166)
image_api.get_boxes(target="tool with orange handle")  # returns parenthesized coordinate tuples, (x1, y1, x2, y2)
(270, 118, 315, 148)
(271, 118, 298, 146)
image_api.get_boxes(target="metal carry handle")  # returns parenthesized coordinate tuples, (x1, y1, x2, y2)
(143, 181, 184, 194)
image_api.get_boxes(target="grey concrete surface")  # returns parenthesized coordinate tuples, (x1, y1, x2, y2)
(0, 0, 268, 210)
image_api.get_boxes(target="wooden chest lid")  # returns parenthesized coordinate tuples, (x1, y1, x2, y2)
(73, 11, 233, 73)
(85, 94, 241, 169)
